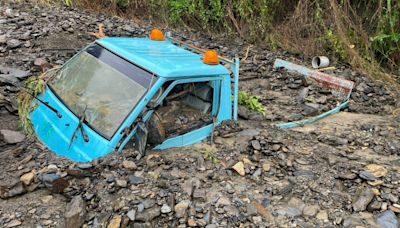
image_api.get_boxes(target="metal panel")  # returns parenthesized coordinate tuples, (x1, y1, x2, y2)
(97, 38, 230, 78)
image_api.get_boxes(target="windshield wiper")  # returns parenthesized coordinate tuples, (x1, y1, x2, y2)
(22, 88, 62, 118)
(68, 105, 89, 150)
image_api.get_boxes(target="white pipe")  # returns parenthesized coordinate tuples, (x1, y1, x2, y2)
(312, 56, 330, 69)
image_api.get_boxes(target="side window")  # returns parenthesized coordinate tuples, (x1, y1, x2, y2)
(148, 80, 217, 144)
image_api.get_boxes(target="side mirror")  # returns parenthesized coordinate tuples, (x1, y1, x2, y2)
(134, 122, 148, 158)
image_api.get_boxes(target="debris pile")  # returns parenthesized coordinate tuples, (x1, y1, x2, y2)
(0, 1, 399, 228)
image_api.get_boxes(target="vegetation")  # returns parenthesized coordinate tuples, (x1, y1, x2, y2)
(204, 148, 219, 164)
(61, 0, 399, 85)
(17, 68, 58, 135)
(238, 91, 266, 116)
(17, 77, 45, 135)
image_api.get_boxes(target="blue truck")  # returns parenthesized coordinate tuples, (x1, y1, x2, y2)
(30, 30, 240, 163)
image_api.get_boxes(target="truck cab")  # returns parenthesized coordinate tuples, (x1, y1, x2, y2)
(30, 31, 239, 163)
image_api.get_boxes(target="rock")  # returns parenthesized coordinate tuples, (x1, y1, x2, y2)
(381, 193, 399, 203)
(288, 114, 304, 122)
(197, 156, 206, 171)
(254, 202, 273, 222)
(107, 215, 122, 228)
(175, 200, 190, 218)
(238, 105, 250, 119)
(4, 8, 14, 17)
(20, 31, 31, 40)
(122, 160, 137, 170)
(316, 95, 327, 104)
(252, 216, 263, 224)
(197, 219, 207, 227)
(302, 205, 320, 217)
(6, 220, 22, 228)
(115, 179, 127, 188)
(262, 162, 271, 172)
(135, 207, 161, 222)
(0, 35, 6, 44)
(128, 175, 144, 185)
(243, 158, 253, 165)
(77, 163, 93, 169)
(0, 181, 26, 199)
(216, 197, 231, 207)
(252, 168, 262, 177)
(127, 209, 136, 221)
(272, 144, 281, 151)
(364, 164, 387, 177)
(193, 189, 206, 201)
(188, 218, 197, 227)
(247, 203, 258, 216)
(316, 210, 329, 222)
(371, 188, 380, 196)
(205, 225, 217, 228)
(367, 200, 381, 212)
(297, 87, 309, 102)
(20, 171, 35, 185)
(33, 58, 48, 66)
(359, 171, 377, 181)
(368, 180, 384, 186)
(161, 204, 171, 214)
(353, 188, 374, 212)
(338, 172, 357, 180)
(232, 162, 245, 176)
(288, 197, 305, 211)
(137, 203, 145, 212)
(389, 205, 400, 213)
(277, 207, 301, 218)
(342, 213, 377, 227)
(0, 66, 30, 78)
(251, 140, 261, 150)
(65, 196, 86, 228)
(40, 173, 61, 188)
(0, 129, 25, 144)
(261, 198, 270, 207)
(47, 164, 59, 173)
(356, 82, 368, 92)
(6, 39, 22, 49)
(376, 211, 398, 228)
(41, 195, 53, 203)
(142, 199, 155, 209)
(382, 202, 388, 211)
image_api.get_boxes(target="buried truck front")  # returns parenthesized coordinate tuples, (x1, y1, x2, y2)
(30, 30, 240, 162)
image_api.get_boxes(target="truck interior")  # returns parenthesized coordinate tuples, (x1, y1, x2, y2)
(147, 81, 215, 145)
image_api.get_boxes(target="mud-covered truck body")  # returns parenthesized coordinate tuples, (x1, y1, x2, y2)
(30, 31, 240, 162)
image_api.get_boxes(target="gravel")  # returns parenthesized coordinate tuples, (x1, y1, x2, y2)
(0, 1, 399, 227)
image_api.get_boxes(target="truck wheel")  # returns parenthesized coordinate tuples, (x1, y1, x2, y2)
(147, 111, 165, 145)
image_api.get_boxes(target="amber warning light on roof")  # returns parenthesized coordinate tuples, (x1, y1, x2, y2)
(203, 50, 220, 65)
(150, 29, 165, 41)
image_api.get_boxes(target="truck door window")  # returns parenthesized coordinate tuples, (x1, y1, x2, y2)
(149, 81, 215, 141)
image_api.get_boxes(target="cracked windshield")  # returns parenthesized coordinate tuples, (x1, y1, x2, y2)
(49, 47, 149, 138)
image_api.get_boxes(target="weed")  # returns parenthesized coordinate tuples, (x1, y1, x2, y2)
(64, 0, 73, 6)
(17, 77, 45, 135)
(238, 91, 266, 116)
(17, 68, 58, 135)
(37, 0, 400, 88)
(204, 148, 219, 164)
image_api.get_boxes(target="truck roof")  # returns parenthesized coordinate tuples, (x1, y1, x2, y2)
(96, 37, 230, 78)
